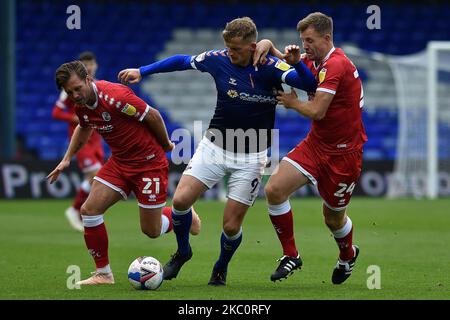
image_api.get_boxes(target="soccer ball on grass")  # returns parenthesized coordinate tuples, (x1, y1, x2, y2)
(127, 256, 164, 290)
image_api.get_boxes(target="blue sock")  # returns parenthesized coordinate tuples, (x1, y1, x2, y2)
(172, 207, 192, 256)
(214, 228, 243, 271)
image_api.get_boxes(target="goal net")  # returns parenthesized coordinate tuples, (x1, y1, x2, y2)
(344, 42, 450, 199)
(387, 42, 450, 198)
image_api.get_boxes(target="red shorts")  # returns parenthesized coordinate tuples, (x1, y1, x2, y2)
(94, 157, 168, 209)
(76, 145, 104, 173)
(285, 140, 363, 210)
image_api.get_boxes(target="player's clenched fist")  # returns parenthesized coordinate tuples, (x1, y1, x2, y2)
(46, 159, 71, 184)
(118, 68, 142, 85)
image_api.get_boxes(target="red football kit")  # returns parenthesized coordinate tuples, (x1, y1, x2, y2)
(286, 47, 368, 210)
(75, 81, 169, 208)
(53, 91, 104, 173)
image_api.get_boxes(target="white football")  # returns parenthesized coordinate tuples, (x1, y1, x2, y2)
(127, 256, 164, 290)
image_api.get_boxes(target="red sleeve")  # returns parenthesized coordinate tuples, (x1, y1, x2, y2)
(52, 105, 75, 122)
(317, 59, 345, 95)
(116, 86, 151, 122)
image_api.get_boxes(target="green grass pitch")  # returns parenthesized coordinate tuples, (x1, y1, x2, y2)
(0, 198, 449, 300)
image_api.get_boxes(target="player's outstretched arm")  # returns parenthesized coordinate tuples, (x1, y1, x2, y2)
(283, 60, 317, 93)
(46, 125, 93, 183)
(142, 107, 174, 152)
(118, 55, 193, 85)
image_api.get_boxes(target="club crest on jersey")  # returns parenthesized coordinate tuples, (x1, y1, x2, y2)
(319, 68, 327, 84)
(275, 60, 290, 71)
(121, 104, 137, 116)
(227, 90, 238, 98)
(102, 112, 111, 121)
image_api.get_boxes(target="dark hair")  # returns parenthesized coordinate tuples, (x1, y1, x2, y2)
(78, 51, 96, 61)
(222, 17, 258, 42)
(297, 12, 333, 38)
(55, 60, 88, 90)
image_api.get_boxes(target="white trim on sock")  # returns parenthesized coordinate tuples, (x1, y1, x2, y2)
(332, 217, 353, 239)
(160, 214, 170, 235)
(82, 214, 104, 228)
(268, 200, 291, 216)
(97, 264, 111, 273)
(172, 207, 192, 215)
(81, 180, 91, 193)
(223, 227, 242, 241)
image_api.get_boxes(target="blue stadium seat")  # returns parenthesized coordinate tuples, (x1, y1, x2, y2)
(15, 1, 450, 160)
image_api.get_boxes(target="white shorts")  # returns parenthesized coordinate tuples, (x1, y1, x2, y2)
(184, 137, 267, 206)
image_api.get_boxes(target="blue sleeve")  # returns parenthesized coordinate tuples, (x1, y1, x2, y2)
(190, 50, 221, 75)
(284, 61, 317, 92)
(139, 55, 193, 76)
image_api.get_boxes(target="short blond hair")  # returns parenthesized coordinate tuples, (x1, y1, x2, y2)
(222, 17, 258, 42)
(297, 12, 333, 37)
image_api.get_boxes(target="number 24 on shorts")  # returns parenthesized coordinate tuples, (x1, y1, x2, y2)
(142, 177, 160, 194)
(334, 182, 356, 198)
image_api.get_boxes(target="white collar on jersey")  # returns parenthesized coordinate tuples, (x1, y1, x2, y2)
(313, 47, 336, 69)
(85, 82, 98, 110)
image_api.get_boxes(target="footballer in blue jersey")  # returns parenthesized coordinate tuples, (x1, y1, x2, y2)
(118, 17, 317, 286)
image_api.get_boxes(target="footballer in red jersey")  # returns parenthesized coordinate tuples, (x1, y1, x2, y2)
(52, 51, 104, 232)
(254, 12, 367, 284)
(47, 61, 201, 285)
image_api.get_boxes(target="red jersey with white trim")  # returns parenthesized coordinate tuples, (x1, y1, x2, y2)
(53, 90, 103, 147)
(302, 47, 367, 154)
(75, 81, 167, 168)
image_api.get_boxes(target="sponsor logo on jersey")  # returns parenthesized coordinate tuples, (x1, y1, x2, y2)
(227, 90, 238, 98)
(227, 90, 277, 104)
(275, 60, 290, 71)
(102, 112, 111, 121)
(121, 104, 137, 116)
(319, 68, 327, 84)
(239, 92, 278, 104)
(92, 124, 114, 133)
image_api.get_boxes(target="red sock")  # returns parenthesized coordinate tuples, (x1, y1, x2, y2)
(269, 210, 298, 257)
(335, 226, 354, 261)
(84, 223, 109, 268)
(73, 188, 89, 211)
(162, 206, 173, 233)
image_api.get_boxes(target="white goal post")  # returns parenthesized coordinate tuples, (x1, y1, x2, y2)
(344, 41, 450, 199)
(388, 41, 450, 199)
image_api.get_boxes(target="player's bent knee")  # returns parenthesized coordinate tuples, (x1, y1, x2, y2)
(172, 194, 194, 212)
(223, 223, 240, 237)
(141, 227, 160, 239)
(264, 183, 287, 204)
(80, 203, 103, 216)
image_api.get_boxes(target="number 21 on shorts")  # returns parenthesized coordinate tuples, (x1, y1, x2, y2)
(334, 182, 356, 198)
(142, 177, 160, 194)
